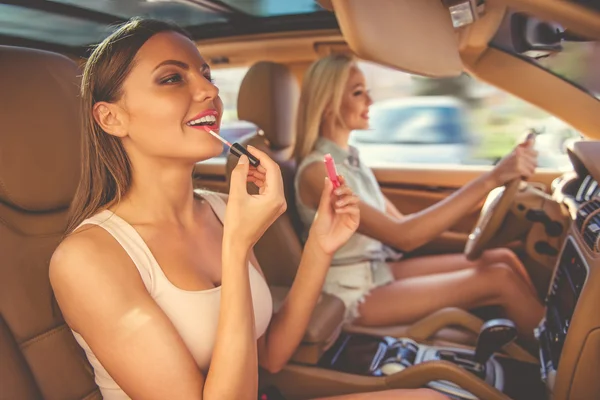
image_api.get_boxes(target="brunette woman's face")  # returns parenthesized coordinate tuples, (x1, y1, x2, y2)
(99, 31, 224, 162)
(338, 65, 372, 131)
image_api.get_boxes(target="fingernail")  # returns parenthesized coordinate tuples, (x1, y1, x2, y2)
(334, 189, 342, 195)
(238, 155, 248, 164)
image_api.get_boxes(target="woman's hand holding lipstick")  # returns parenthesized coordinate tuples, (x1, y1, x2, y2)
(224, 146, 287, 249)
(308, 176, 360, 256)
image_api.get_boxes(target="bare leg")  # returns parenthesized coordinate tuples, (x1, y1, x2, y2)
(390, 248, 537, 295)
(356, 263, 544, 343)
(313, 388, 448, 400)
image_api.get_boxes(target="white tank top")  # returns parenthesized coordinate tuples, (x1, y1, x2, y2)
(70, 191, 273, 400)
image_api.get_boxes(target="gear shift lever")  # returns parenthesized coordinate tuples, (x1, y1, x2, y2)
(474, 319, 518, 365)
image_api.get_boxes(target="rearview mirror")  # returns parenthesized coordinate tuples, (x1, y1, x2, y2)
(510, 13, 563, 58)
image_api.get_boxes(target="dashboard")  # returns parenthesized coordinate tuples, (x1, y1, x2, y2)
(538, 141, 600, 399)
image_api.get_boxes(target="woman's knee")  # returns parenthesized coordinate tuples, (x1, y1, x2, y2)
(481, 248, 519, 266)
(480, 263, 521, 294)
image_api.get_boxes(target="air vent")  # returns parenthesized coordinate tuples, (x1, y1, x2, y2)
(576, 175, 600, 203)
(583, 217, 600, 252)
(582, 207, 600, 252)
(576, 198, 600, 230)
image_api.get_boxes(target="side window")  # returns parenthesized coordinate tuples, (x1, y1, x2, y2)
(210, 66, 256, 159)
(352, 60, 579, 170)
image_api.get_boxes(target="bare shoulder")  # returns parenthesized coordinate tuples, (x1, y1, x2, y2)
(50, 225, 206, 399)
(51, 225, 114, 280)
(50, 224, 131, 282)
(302, 160, 326, 180)
(49, 224, 146, 330)
(298, 161, 326, 208)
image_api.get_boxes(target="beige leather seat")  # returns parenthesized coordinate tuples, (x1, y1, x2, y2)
(226, 61, 304, 288)
(225, 62, 480, 353)
(0, 46, 100, 400)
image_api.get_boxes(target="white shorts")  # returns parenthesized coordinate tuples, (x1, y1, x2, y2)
(322, 261, 395, 322)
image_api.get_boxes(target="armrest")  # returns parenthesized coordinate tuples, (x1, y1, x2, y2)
(303, 292, 346, 344)
(406, 308, 484, 341)
(406, 308, 537, 363)
(385, 360, 511, 400)
(270, 286, 345, 344)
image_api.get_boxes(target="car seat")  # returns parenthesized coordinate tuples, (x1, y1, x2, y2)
(0, 46, 100, 400)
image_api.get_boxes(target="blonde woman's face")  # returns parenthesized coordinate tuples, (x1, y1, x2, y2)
(339, 65, 372, 131)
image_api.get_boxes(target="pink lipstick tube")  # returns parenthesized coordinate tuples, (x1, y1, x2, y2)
(324, 153, 341, 189)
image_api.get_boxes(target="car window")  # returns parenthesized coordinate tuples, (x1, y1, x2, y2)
(359, 105, 465, 144)
(352, 60, 580, 170)
(209, 66, 257, 159)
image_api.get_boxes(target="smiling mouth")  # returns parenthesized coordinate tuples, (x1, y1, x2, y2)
(186, 114, 217, 127)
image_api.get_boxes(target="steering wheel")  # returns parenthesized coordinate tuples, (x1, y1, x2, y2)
(464, 179, 521, 261)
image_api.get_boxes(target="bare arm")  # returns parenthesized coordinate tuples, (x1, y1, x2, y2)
(204, 233, 257, 399)
(298, 140, 536, 253)
(358, 175, 495, 252)
(384, 196, 404, 219)
(50, 226, 256, 400)
(243, 175, 359, 374)
(299, 162, 494, 252)
(214, 194, 329, 375)
(256, 234, 332, 373)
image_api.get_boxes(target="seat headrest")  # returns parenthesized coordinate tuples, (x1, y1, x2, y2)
(0, 46, 81, 212)
(237, 62, 299, 150)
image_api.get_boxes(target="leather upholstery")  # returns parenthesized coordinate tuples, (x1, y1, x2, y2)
(0, 47, 81, 212)
(0, 46, 100, 400)
(237, 61, 299, 151)
(226, 62, 303, 287)
(271, 287, 345, 345)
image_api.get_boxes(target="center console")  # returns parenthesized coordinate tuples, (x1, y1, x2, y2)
(264, 290, 550, 400)
(535, 237, 589, 389)
(317, 331, 543, 400)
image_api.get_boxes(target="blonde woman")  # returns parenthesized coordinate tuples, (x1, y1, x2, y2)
(49, 19, 446, 400)
(293, 53, 544, 343)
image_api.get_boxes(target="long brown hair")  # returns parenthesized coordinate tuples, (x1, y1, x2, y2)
(65, 18, 191, 234)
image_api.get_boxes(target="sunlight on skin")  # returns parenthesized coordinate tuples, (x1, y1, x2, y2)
(114, 308, 155, 339)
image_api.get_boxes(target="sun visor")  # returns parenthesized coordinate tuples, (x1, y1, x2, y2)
(330, 0, 463, 77)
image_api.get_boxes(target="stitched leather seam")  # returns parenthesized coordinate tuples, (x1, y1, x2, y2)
(21, 324, 67, 349)
(81, 388, 102, 400)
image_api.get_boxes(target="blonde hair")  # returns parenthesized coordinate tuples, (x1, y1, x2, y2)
(293, 53, 356, 163)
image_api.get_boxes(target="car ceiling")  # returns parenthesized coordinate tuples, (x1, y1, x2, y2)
(0, 0, 338, 56)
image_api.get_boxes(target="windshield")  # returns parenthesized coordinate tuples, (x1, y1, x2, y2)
(490, 10, 600, 99)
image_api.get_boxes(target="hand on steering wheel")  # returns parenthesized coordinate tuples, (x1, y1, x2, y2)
(464, 133, 538, 261)
(490, 132, 538, 186)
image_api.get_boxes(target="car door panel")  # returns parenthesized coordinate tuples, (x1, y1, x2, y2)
(372, 166, 561, 255)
